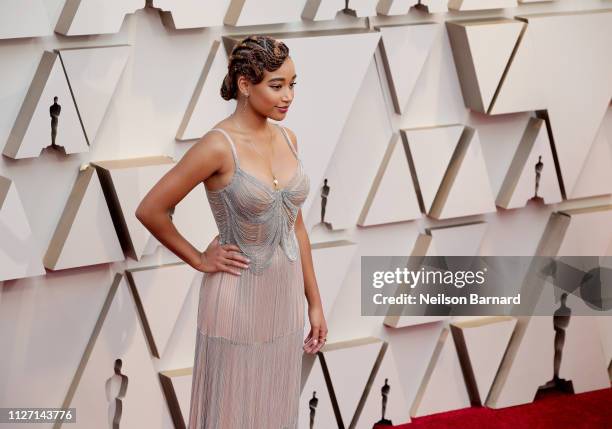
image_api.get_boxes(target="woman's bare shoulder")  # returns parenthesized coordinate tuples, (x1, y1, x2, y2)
(176, 128, 233, 181)
(280, 126, 299, 152)
(192, 127, 231, 156)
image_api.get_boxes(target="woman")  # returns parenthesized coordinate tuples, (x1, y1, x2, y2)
(135, 35, 328, 428)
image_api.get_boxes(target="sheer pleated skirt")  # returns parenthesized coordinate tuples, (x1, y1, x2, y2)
(188, 244, 305, 429)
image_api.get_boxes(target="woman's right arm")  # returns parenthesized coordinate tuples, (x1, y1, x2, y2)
(134, 132, 248, 275)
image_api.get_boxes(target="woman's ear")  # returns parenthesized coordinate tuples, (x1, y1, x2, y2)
(237, 75, 249, 97)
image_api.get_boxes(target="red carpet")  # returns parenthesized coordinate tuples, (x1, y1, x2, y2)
(375, 387, 612, 429)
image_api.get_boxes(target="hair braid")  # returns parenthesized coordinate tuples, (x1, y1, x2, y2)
(220, 35, 289, 101)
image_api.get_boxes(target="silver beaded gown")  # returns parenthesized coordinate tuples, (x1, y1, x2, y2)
(187, 124, 310, 429)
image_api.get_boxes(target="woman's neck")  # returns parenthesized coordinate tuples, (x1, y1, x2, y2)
(232, 106, 269, 134)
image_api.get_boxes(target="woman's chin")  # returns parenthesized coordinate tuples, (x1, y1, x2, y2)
(271, 111, 287, 120)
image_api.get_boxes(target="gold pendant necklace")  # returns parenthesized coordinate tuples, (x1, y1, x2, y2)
(233, 117, 279, 189)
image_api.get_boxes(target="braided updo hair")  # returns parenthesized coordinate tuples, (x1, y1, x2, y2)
(220, 35, 290, 101)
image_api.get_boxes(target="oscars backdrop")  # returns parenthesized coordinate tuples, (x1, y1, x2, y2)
(0, 0, 611, 428)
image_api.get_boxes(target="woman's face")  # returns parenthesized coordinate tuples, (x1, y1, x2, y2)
(240, 57, 297, 120)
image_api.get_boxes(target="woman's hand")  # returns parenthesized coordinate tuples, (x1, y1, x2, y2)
(303, 304, 328, 354)
(196, 234, 250, 276)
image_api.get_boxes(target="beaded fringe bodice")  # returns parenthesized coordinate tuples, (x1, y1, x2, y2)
(205, 124, 310, 275)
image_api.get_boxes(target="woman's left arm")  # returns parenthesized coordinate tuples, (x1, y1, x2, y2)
(295, 210, 322, 311)
(284, 126, 328, 354)
(295, 209, 328, 354)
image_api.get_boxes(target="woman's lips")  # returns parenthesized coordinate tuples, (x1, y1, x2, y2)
(277, 106, 289, 112)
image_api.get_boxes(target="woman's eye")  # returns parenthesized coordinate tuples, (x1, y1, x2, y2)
(271, 82, 296, 90)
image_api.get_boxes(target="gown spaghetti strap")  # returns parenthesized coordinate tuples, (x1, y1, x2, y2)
(187, 123, 310, 428)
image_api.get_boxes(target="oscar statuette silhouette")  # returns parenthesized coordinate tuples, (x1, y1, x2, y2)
(529, 155, 545, 205)
(374, 378, 393, 427)
(49, 96, 61, 150)
(308, 391, 318, 429)
(320, 178, 332, 228)
(105, 359, 128, 429)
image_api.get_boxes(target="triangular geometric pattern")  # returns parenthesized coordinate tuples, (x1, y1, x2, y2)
(299, 354, 337, 429)
(44, 165, 124, 271)
(176, 40, 235, 141)
(302, 0, 379, 21)
(430, 127, 497, 219)
(126, 262, 197, 358)
(92, 156, 175, 261)
(155, 278, 201, 373)
(57, 274, 173, 428)
(55, 0, 143, 36)
(59, 46, 131, 146)
(447, 18, 524, 113)
(4, 51, 86, 159)
(571, 106, 612, 198)
(486, 317, 555, 409)
(0, 175, 46, 281)
(358, 134, 421, 226)
(490, 10, 612, 199)
(417, 0, 449, 13)
(427, 221, 488, 256)
(152, 0, 231, 29)
(379, 23, 441, 114)
(497, 117, 562, 209)
(410, 328, 471, 417)
(312, 55, 393, 231)
(451, 316, 517, 405)
(377, 1, 414, 15)
(556, 205, 612, 258)
(558, 314, 610, 394)
(159, 367, 193, 428)
(320, 337, 384, 427)
(358, 342, 411, 427)
(404, 125, 464, 213)
(384, 314, 450, 329)
(310, 240, 357, 323)
(383, 234, 450, 329)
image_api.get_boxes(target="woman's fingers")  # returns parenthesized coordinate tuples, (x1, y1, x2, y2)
(303, 329, 327, 354)
(312, 340, 325, 353)
(223, 243, 242, 254)
(319, 328, 328, 343)
(303, 338, 316, 354)
(315, 332, 326, 351)
(303, 328, 327, 354)
(207, 241, 250, 275)
(311, 327, 320, 346)
(303, 330, 314, 352)
(219, 262, 242, 276)
(222, 245, 250, 265)
(304, 327, 320, 354)
(224, 254, 249, 269)
(306, 338, 322, 354)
